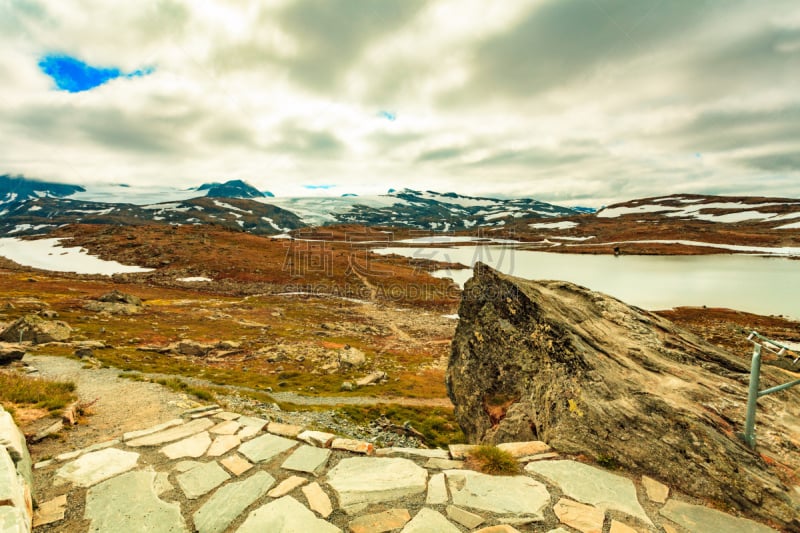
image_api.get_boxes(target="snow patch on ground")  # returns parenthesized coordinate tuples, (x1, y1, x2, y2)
(0, 238, 153, 274)
(571, 239, 800, 256)
(177, 276, 212, 282)
(529, 221, 579, 229)
(775, 221, 800, 230)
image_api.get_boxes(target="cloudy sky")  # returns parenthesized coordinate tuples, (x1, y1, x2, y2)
(2, 0, 800, 205)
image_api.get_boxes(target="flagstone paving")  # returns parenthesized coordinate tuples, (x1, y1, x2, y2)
(31, 404, 781, 533)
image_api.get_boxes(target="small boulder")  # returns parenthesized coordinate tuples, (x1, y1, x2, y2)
(84, 290, 143, 315)
(339, 345, 366, 369)
(0, 344, 25, 365)
(0, 315, 71, 344)
(176, 341, 214, 357)
(98, 290, 142, 306)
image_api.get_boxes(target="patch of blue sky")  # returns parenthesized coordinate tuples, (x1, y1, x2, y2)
(378, 110, 397, 121)
(38, 54, 154, 93)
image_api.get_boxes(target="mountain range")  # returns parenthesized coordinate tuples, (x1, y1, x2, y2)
(0, 175, 587, 236)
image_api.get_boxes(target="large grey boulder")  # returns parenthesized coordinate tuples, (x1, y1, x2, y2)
(447, 263, 800, 530)
(0, 315, 71, 344)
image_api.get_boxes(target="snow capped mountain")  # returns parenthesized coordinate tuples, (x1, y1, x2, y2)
(266, 188, 581, 229)
(0, 175, 85, 207)
(195, 179, 267, 199)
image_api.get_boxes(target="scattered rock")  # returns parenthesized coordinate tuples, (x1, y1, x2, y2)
(32, 494, 67, 527)
(446, 505, 485, 529)
(302, 481, 333, 518)
(175, 461, 230, 499)
(526, 460, 650, 524)
(659, 499, 777, 533)
(54, 448, 139, 488)
(176, 340, 214, 357)
(642, 475, 670, 504)
(445, 469, 550, 519)
(237, 496, 341, 533)
(298, 430, 336, 447)
(268, 475, 308, 498)
(0, 315, 71, 344)
(193, 470, 275, 533)
(84, 290, 143, 315)
(339, 345, 367, 369)
(356, 371, 386, 387)
(0, 344, 25, 365)
(326, 457, 428, 514)
(220, 454, 253, 476)
(340, 381, 354, 391)
(84, 470, 186, 533)
(331, 438, 374, 455)
(401, 508, 460, 533)
(349, 508, 411, 533)
(553, 498, 605, 533)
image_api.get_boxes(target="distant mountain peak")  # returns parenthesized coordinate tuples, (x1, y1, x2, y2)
(199, 179, 266, 199)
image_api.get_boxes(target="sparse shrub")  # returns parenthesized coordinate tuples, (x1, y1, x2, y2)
(467, 445, 520, 475)
(0, 371, 76, 415)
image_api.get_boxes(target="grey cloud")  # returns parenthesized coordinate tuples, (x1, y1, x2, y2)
(467, 147, 593, 168)
(271, 123, 343, 156)
(274, 0, 425, 92)
(739, 152, 800, 172)
(455, 0, 724, 100)
(416, 147, 465, 162)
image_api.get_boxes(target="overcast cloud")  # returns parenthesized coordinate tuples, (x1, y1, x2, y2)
(1, 0, 799, 205)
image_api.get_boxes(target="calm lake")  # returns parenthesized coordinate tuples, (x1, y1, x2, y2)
(374, 245, 800, 318)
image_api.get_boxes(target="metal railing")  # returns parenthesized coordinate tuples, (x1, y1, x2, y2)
(740, 331, 800, 449)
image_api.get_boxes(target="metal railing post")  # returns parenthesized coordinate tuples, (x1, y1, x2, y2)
(742, 344, 762, 449)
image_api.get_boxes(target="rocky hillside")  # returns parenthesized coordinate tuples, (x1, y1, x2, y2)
(512, 193, 800, 253)
(447, 263, 800, 529)
(0, 196, 303, 236)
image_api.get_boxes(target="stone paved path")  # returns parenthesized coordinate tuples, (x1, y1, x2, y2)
(30, 405, 779, 533)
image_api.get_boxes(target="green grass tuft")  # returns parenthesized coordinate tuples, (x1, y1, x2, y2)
(468, 445, 520, 475)
(0, 371, 77, 414)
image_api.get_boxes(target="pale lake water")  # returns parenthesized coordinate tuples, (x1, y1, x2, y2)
(374, 245, 800, 319)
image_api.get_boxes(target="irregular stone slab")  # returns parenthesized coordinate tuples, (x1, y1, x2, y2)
(375, 447, 450, 460)
(207, 435, 241, 457)
(425, 458, 464, 470)
(176, 461, 230, 499)
(236, 495, 341, 533)
(349, 509, 411, 533)
(641, 476, 669, 504)
(220, 454, 253, 476)
(426, 472, 448, 505)
(214, 412, 241, 421)
(401, 508, 460, 533)
(161, 431, 211, 459)
(123, 419, 183, 442)
(610, 521, 640, 533)
(331, 438, 374, 455)
(238, 433, 297, 463)
(237, 416, 268, 432)
(445, 470, 549, 519)
(519, 452, 559, 463)
(545, 529, 570, 533)
(267, 422, 303, 438)
(298, 430, 335, 447)
(268, 475, 307, 497)
(302, 482, 333, 518)
(191, 409, 222, 419)
(34, 459, 54, 470)
(55, 449, 82, 462)
(193, 471, 275, 533)
(660, 500, 777, 533)
(448, 444, 478, 460)
(526, 460, 650, 524)
(33, 494, 67, 527)
(55, 448, 139, 488)
(183, 404, 220, 416)
(496, 441, 551, 458)
(447, 505, 485, 529)
(326, 457, 428, 513)
(553, 498, 605, 533)
(209, 420, 240, 435)
(154, 472, 173, 496)
(174, 460, 202, 473)
(237, 426, 260, 440)
(476, 526, 522, 533)
(281, 445, 330, 475)
(127, 418, 214, 447)
(85, 470, 187, 532)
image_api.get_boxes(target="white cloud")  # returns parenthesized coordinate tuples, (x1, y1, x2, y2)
(1, 0, 799, 205)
